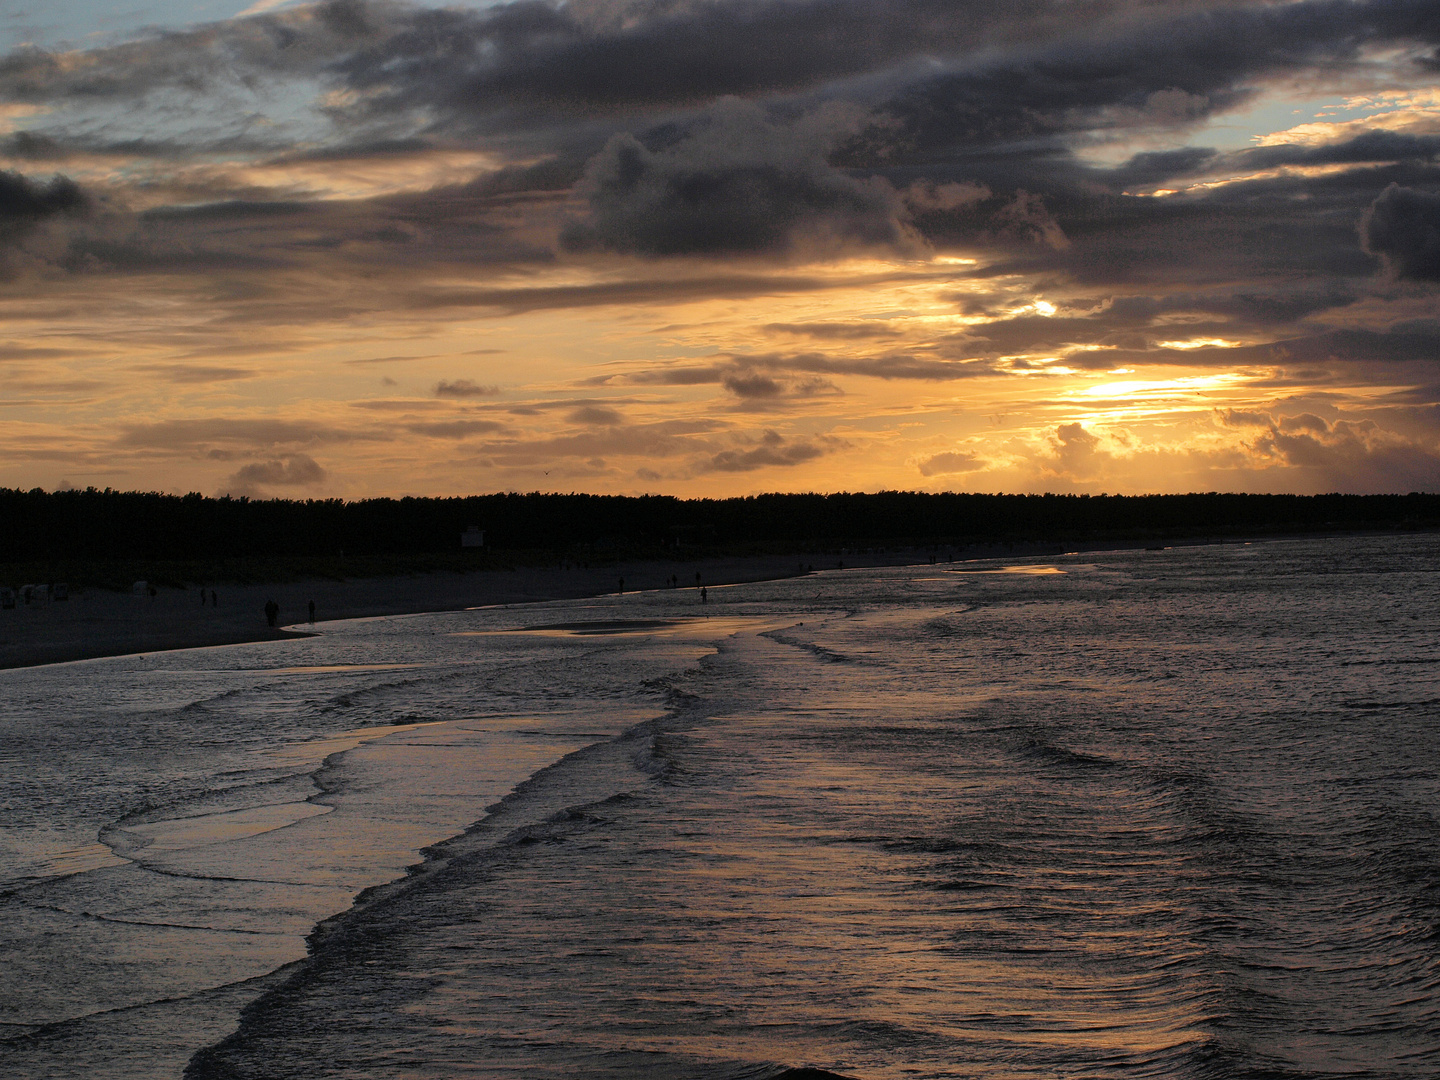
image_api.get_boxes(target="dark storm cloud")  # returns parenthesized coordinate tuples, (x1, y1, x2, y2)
(867, 0, 1440, 163)
(1361, 183, 1440, 282)
(945, 161, 1440, 292)
(0, 131, 70, 160)
(0, 0, 1117, 154)
(1, 0, 1434, 277)
(0, 170, 85, 221)
(0, 169, 87, 257)
(560, 108, 908, 256)
(540, 0, 1440, 256)
(1106, 147, 1222, 191)
(327, 0, 1132, 124)
(6, 0, 1430, 153)
(320, 0, 1440, 162)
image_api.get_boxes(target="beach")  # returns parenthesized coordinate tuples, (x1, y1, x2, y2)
(0, 551, 920, 670)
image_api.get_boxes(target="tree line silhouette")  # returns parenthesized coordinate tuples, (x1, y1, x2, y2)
(3, 487, 1437, 566)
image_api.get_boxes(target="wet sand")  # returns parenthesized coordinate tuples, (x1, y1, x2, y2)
(0, 550, 925, 669)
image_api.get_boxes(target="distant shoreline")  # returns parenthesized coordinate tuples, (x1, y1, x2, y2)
(0, 549, 896, 670)
(0, 530, 1423, 671)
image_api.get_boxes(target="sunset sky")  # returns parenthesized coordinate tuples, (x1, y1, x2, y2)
(0, 0, 1438, 498)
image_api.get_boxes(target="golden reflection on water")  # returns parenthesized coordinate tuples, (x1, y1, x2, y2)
(949, 565, 1067, 575)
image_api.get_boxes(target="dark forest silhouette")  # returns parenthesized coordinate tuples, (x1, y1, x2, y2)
(3, 489, 1437, 573)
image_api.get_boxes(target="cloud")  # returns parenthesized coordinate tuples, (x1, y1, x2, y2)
(0, 170, 85, 224)
(705, 429, 834, 472)
(1361, 183, 1440, 282)
(134, 364, 258, 383)
(6, 0, 1440, 499)
(626, 351, 1000, 388)
(409, 273, 852, 314)
(404, 418, 506, 437)
(561, 101, 910, 256)
(323, 0, 1135, 128)
(764, 321, 901, 339)
(990, 190, 1069, 250)
(1049, 422, 1105, 479)
(722, 373, 784, 399)
(457, 419, 720, 468)
(871, 0, 1440, 166)
(0, 169, 87, 265)
(719, 369, 840, 405)
(116, 418, 366, 450)
(1249, 412, 1440, 491)
(918, 450, 986, 476)
(1216, 408, 1274, 429)
(434, 378, 499, 398)
(567, 405, 624, 425)
(221, 453, 327, 496)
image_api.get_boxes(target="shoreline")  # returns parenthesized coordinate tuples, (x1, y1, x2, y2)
(0, 549, 912, 670)
(0, 529, 1406, 671)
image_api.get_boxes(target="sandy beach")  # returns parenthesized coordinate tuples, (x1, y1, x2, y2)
(0, 549, 935, 669)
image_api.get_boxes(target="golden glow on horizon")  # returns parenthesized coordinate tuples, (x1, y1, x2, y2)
(1079, 373, 1248, 400)
(1155, 338, 1243, 351)
(0, 184, 1422, 499)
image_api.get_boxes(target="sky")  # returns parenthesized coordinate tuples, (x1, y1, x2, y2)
(0, 0, 1438, 499)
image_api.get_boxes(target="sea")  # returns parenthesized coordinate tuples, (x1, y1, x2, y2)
(2, 533, 1438, 1080)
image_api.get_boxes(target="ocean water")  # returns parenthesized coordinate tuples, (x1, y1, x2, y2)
(3, 534, 1439, 1079)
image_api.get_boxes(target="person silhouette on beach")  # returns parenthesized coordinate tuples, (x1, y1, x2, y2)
(618, 576, 624, 595)
(308, 599, 315, 624)
(265, 599, 279, 627)
(700, 586, 707, 604)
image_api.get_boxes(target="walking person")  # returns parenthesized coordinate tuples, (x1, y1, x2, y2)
(265, 599, 279, 627)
